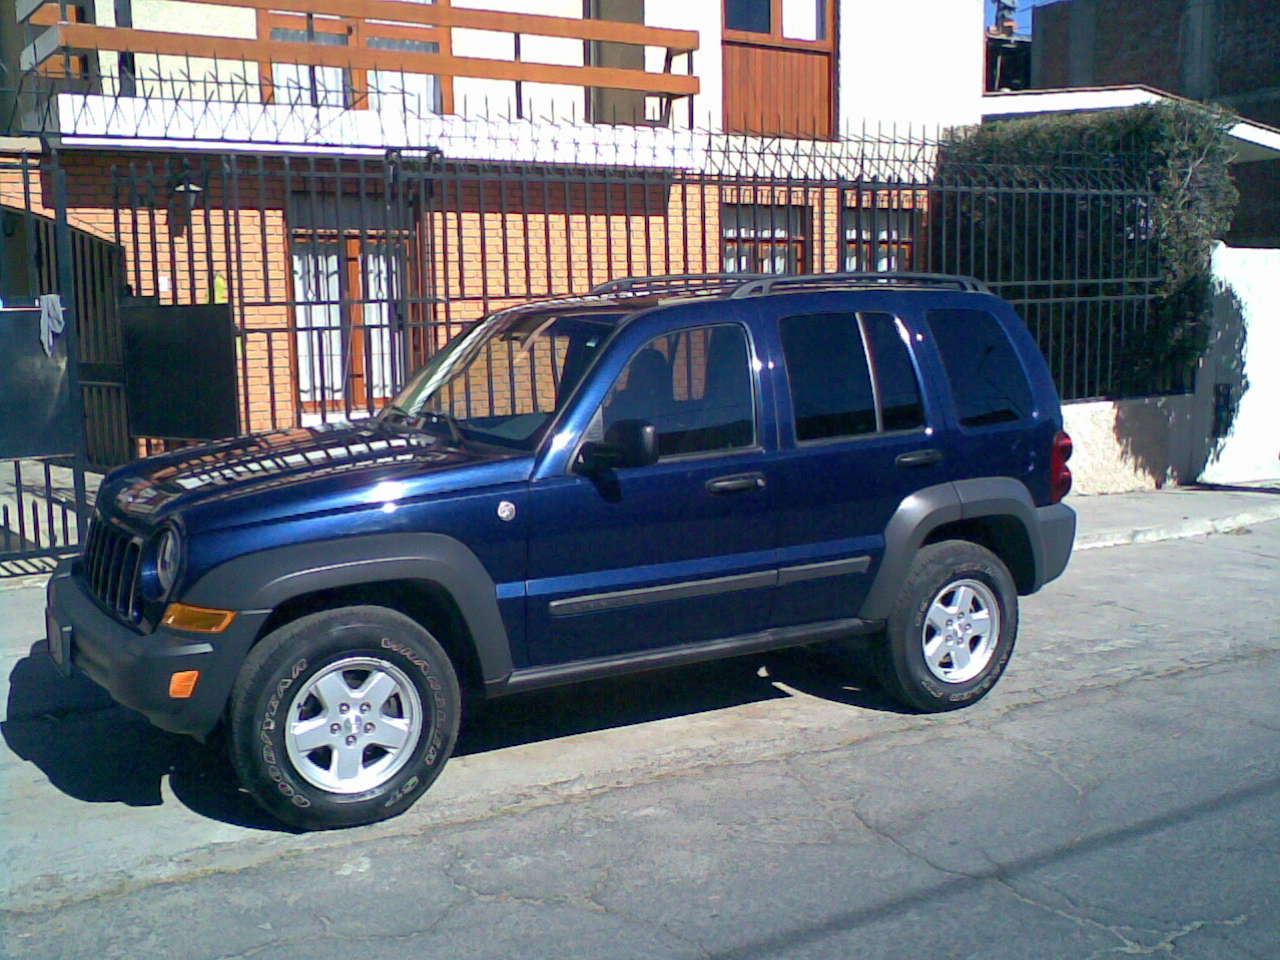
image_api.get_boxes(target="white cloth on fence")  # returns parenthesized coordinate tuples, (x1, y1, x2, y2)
(38, 293, 65, 357)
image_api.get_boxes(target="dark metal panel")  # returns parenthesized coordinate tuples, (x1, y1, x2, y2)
(121, 301, 239, 440)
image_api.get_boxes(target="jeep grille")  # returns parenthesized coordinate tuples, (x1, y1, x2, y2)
(83, 514, 143, 623)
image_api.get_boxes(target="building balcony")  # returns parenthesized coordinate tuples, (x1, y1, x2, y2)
(11, 0, 701, 144)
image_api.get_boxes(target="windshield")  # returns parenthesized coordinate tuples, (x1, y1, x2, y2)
(386, 309, 620, 449)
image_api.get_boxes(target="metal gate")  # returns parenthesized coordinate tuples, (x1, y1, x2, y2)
(103, 149, 442, 452)
(0, 151, 89, 571)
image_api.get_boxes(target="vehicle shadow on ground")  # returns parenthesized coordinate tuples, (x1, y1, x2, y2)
(0, 643, 285, 830)
(1, 638, 903, 832)
(454, 640, 907, 757)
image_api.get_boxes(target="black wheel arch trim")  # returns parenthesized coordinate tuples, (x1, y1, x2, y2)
(182, 533, 514, 684)
(858, 478, 1066, 621)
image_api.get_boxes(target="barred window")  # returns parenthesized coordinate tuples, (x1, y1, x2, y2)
(722, 204, 810, 275)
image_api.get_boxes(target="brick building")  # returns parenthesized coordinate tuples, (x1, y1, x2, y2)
(1029, 0, 1280, 246)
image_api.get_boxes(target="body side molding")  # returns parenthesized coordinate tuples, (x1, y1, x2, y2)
(549, 555, 874, 618)
(494, 616, 882, 695)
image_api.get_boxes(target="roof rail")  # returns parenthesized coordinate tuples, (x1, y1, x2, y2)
(728, 272, 991, 299)
(590, 273, 767, 297)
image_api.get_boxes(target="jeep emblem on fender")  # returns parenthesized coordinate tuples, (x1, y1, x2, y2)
(497, 500, 517, 522)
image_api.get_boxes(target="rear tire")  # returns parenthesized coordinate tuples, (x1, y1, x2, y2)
(873, 540, 1018, 712)
(228, 605, 460, 830)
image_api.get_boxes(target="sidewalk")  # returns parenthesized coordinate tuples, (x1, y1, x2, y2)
(1072, 483, 1280, 550)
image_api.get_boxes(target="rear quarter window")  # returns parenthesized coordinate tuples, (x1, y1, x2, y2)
(925, 309, 1034, 428)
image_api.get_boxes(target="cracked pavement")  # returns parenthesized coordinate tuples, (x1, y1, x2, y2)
(1, 523, 1278, 959)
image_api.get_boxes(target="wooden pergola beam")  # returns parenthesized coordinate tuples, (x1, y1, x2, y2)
(46, 22, 700, 96)
(17, 0, 700, 52)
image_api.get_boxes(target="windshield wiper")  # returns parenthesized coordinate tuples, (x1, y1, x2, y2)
(418, 410, 465, 447)
(378, 404, 464, 447)
(380, 403, 413, 423)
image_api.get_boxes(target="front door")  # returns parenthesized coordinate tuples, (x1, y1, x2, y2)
(525, 320, 777, 667)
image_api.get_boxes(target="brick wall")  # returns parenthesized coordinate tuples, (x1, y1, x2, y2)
(1092, 0, 1185, 92)
(1034, 0, 1280, 112)
(1033, 0, 1186, 91)
(1214, 0, 1280, 247)
(1030, 2, 1072, 88)
(1216, 0, 1280, 102)
(1028, 0, 1280, 248)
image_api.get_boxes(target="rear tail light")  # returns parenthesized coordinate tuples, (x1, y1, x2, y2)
(1050, 431, 1073, 503)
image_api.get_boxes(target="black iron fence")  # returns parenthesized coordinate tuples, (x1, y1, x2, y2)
(929, 158, 1167, 401)
(3, 126, 1171, 562)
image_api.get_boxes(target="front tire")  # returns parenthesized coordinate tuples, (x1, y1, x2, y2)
(228, 606, 461, 830)
(874, 540, 1018, 712)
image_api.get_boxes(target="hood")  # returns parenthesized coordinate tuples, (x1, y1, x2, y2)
(100, 421, 523, 532)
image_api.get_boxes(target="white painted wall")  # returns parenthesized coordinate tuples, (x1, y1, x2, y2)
(1198, 245, 1280, 484)
(1062, 396, 1197, 495)
(644, 0, 721, 130)
(1062, 243, 1280, 493)
(75, 0, 714, 126)
(451, 0, 585, 121)
(90, 0, 260, 98)
(449, 0, 716, 126)
(838, 0, 985, 131)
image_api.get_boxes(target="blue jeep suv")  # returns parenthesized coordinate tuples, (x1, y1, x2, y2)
(46, 272, 1076, 829)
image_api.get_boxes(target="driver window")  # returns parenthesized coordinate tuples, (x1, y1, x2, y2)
(601, 324, 756, 457)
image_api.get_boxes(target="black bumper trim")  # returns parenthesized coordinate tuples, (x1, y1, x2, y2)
(45, 559, 267, 738)
(1034, 503, 1076, 589)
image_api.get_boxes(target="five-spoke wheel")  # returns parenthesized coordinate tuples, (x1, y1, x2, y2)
(874, 540, 1018, 712)
(284, 657, 422, 794)
(921, 579, 1001, 684)
(228, 606, 460, 830)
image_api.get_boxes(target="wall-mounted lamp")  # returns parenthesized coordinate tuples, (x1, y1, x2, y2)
(169, 171, 204, 209)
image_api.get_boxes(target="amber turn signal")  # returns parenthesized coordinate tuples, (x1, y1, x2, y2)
(168, 670, 200, 699)
(161, 603, 236, 634)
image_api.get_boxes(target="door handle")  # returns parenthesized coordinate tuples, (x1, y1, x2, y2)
(706, 472, 767, 494)
(895, 448, 943, 468)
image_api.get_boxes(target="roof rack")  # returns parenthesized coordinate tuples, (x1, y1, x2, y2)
(589, 273, 767, 297)
(728, 272, 991, 298)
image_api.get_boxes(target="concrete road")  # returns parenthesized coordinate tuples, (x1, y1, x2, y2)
(2, 523, 1278, 959)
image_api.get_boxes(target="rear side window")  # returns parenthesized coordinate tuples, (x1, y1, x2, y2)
(779, 312, 926, 442)
(779, 314, 876, 441)
(925, 309, 1034, 427)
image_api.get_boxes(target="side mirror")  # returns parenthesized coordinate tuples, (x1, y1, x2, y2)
(578, 419, 659, 473)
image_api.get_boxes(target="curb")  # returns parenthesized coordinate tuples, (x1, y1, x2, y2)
(1074, 504, 1280, 551)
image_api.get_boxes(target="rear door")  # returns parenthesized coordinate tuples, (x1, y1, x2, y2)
(766, 297, 948, 627)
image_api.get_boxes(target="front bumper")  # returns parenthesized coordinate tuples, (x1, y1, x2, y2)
(45, 559, 268, 738)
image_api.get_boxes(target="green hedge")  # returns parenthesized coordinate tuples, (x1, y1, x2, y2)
(941, 102, 1239, 395)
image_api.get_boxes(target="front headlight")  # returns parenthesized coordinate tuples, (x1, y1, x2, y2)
(156, 528, 181, 596)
